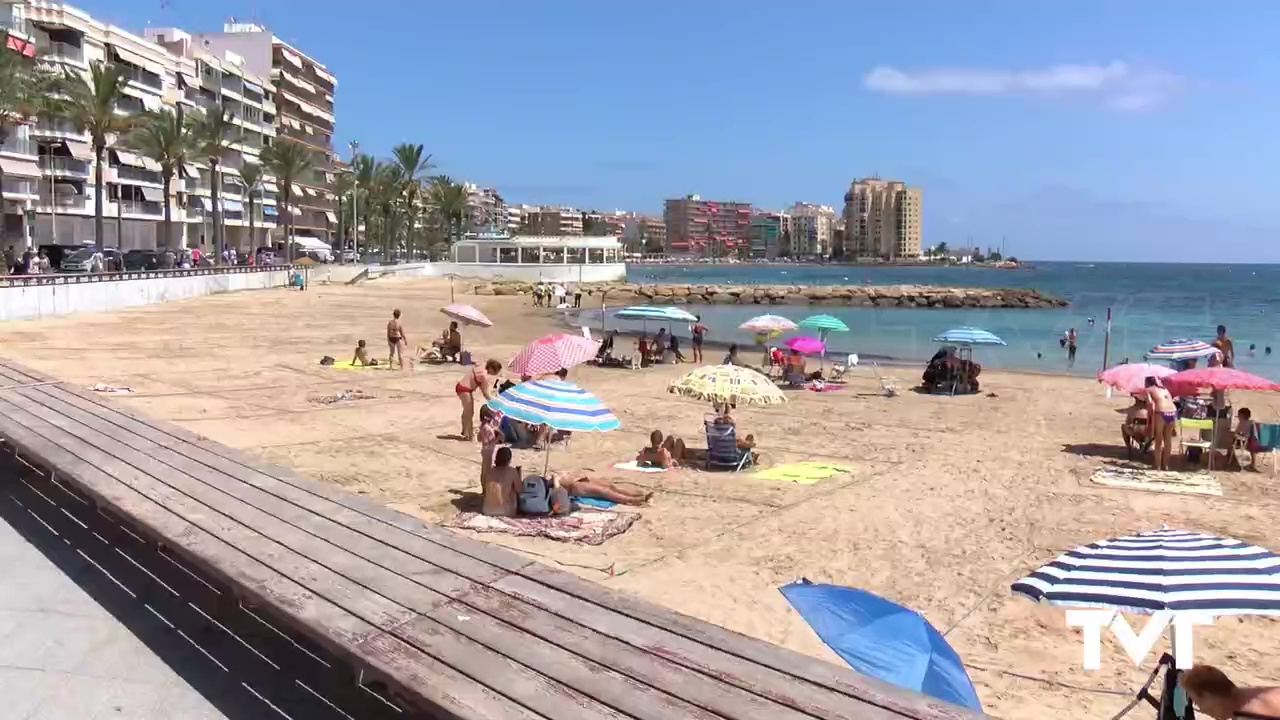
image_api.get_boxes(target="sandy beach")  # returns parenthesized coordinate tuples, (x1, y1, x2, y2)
(3, 275, 1278, 719)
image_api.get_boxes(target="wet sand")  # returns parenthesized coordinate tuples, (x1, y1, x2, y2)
(3, 275, 1278, 718)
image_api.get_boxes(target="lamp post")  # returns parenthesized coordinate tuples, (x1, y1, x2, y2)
(349, 140, 359, 262)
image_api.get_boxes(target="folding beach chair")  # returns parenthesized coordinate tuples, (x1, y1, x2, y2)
(828, 353, 858, 383)
(871, 362, 899, 397)
(704, 420, 753, 472)
(1177, 417, 1216, 469)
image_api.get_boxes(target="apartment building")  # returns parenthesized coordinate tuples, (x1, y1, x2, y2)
(0, 3, 37, 249)
(785, 202, 836, 258)
(524, 206, 583, 236)
(463, 183, 506, 233)
(842, 177, 922, 259)
(147, 27, 278, 252)
(663, 194, 752, 257)
(192, 22, 338, 247)
(638, 215, 665, 254)
(749, 211, 786, 259)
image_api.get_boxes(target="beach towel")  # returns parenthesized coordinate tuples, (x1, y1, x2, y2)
(330, 360, 385, 370)
(89, 383, 133, 393)
(444, 508, 638, 545)
(753, 462, 852, 484)
(808, 383, 843, 392)
(1090, 465, 1222, 497)
(573, 497, 617, 509)
(612, 460, 671, 473)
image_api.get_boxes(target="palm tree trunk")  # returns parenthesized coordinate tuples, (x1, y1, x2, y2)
(93, 142, 105, 252)
(284, 193, 292, 263)
(210, 157, 222, 263)
(162, 172, 172, 249)
(248, 195, 255, 253)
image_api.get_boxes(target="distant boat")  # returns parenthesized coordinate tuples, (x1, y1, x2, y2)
(1077, 264, 1096, 268)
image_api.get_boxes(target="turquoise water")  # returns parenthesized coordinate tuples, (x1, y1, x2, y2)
(580, 262, 1280, 375)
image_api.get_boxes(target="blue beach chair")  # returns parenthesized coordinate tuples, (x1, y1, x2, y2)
(704, 419, 753, 472)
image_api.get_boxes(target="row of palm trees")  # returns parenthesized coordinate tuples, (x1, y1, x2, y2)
(2, 35, 477, 263)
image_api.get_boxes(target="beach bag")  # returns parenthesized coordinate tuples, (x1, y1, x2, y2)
(459, 350, 473, 365)
(517, 475, 551, 515)
(319, 356, 335, 366)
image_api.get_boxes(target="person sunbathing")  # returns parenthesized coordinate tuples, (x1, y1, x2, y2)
(551, 470, 652, 506)
(351, 339, 378, 366)
(637, 430, 676, 468)
(482, 447, 521, 517)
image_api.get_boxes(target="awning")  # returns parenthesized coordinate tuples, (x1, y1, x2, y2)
(302, 186, 316, 196)
(243, 81, 263, 95)
(324, 211, 337, 223)
(189, 196, 207, 210)
(280, 49, 304, 70)
(324, 172, 335, 184)
(59, 140, 93, 161)
(110, 44, 163, 76)
(182, 162, 202, 178)
(139, 186, 164, 202)
(0, 157, 41, 178)
(221, 199, 244, 212)
(291, 236, 330, 250)
(262, 205, 278, 216)
(141, 95, 162, 112)
(291, 184, 303, 197)
(262, 180, 278, 192)
(112, 149, 146, 168)
(138, 156, 161, 171)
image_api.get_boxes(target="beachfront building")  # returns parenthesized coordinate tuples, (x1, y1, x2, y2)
(786, 202, 836, 258)
(843, 177, 922, 260)
(749, 211, 785, 259)
(463, 183, 507, 234)
(0, 4, 38, 251)
(638, 215, 665, 254)
(146, 27, 278, 252)
(663, 194, 752, 258)
(450, 231, 625, 281)
(524, 206, 583, 236)
(191, 22, 339, 249)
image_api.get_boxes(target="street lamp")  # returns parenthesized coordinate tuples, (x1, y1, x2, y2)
(349, 140, 359, 262)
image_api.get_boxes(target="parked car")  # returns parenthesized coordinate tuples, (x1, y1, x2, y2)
(60, 247, 123, 272)
(122, 249, 161, 271)
(340, 249, 357, 263)
(37, 243, 92, 269)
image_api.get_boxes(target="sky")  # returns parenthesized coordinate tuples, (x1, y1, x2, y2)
(80, 0, 1280, 262)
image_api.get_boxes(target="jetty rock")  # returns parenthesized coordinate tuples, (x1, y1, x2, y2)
(469, 281, 1068, 309)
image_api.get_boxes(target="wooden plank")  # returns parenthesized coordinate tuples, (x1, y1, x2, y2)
(513, 565, 980, 720)
(492, 574, 926, 720)
(0, 362, 535, 577)
(0, 389, 633, 720)
(433, 586, 809, 720)
(0, 403, 550, 720)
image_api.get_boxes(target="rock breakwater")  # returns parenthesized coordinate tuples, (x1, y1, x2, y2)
(470, 281, 1067, 309)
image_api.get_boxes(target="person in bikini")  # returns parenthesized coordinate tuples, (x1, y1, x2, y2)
(637, 430, 677, 468)
(1144, 375, 1178, 471)
(550, 470, 652, 506)
(387, 309, 407, 369)
(456, 359, 503, 441)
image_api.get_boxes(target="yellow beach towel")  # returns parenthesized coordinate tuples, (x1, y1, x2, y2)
(753, 462, 852, 484)
(329, 360, 387, 370)
(1090, 465, 1222, 497)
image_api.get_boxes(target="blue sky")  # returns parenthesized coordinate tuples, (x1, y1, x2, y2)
(85, 0, 1280, 261)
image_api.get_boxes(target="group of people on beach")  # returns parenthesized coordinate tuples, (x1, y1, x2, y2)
(531, 282, 582, 309)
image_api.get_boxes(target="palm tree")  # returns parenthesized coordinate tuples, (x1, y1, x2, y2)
(189, 108, 242, 260)
(390, 143, 432, 251)
(367, 161, 400, 257)
(260, 139, 313, 263)
(333, 170, 353, 252)
(426, 175, 467, 254)
(123, 109, 193, 250)
(0, 33, 56, 236)
(51, 62, 133, 251)
(238, 161, 264, 252)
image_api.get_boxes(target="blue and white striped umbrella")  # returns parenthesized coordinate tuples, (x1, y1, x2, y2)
(931, 327, 1007, 346)
(1011, 529, 1280, 615)
(614, 306, 698, 323)
(1145, 338, 1219, 362)
(488, 379, 620, 433)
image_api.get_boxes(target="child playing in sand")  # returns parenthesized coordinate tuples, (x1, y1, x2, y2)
(478, 405, 502, 486)
(351, 339, 378, 366)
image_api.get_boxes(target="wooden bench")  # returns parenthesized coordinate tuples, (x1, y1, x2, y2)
(0, 359, 987, 720)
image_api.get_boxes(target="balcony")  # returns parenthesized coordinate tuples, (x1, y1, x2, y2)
(114, 165, 162, 185)
(3, 178, 35, 196)
(38, 192, 89, 210)
(121, 68, 163, 91)
(119, 200, 163, 216)
(37, 41, 85, 63)
(32, 119, 86, 139)
(0, 17, 31, 35)
(43, 156, 91, 175)
(294, 211, 331, 229)
(221, 182, 244, 196)
(277, 124, 331, 151)
(0, 137, 35, 156)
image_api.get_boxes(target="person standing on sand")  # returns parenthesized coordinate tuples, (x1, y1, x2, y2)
(455, 359, 503, 441)
(1144, 376, 1178, 471)
(1214, 324, 1236, 368)
(387, 309, 408, 369)
(690, 315, 707, 363)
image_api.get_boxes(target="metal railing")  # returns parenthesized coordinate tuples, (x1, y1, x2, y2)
(115, 166, 162, 184)
(32, 120, 85, 137)
(2, 179, 34, 195)
(37, 193, 88, 209)
(37, 41, 84, 62)
(0, 264, 299, 288)
(119, 200, 162, 216)
(121, 68, 163, 90)
(45, 156, 91, 174)
(0, 137, 35, 155)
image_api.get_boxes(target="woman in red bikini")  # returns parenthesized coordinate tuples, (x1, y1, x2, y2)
(456, 359, 503, 440)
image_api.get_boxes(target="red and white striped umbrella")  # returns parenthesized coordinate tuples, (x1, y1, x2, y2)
(509, 333, 600, 376)
(441, 303, 493, 328)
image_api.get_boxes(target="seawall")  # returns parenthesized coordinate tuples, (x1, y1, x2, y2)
(471, 280, 1068, 309)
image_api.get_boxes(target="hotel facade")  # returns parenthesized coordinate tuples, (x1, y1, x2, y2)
(663, 194, 752, 257)
(842, 177, 922, 259)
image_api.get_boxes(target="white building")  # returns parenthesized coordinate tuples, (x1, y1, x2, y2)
(785, 201, 836, 258)
(463, 182, 506, 233)
(450, 232, 625, 282)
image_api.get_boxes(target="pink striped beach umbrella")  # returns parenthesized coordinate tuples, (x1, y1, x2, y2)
(1097, 363, 1176, 395)
(509, 333, 600, 377)
(441, 303, 493, 328)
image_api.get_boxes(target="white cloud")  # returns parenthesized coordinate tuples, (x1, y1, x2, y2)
(863, 62, 1180, 110)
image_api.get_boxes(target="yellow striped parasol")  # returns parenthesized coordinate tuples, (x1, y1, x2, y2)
(667, 365, 788, 406)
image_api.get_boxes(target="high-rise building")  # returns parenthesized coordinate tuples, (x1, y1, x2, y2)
(524, 206, 583, 236)
(843, 177, 922, 259)
(785, 202, 836, 258)
(749, 211, 785, 259)
(191, 22, 338, 247)
(638, 215, 665, 254)
(463, 183, 506, 233)
(663, 194, 752, 257)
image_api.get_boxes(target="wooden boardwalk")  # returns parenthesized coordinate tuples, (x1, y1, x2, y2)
(0, 359, 986, 720)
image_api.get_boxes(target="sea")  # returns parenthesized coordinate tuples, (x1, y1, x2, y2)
(577, 262, 1280, 376)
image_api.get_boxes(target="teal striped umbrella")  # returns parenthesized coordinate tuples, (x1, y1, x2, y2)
(799, 314, 850, 333)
